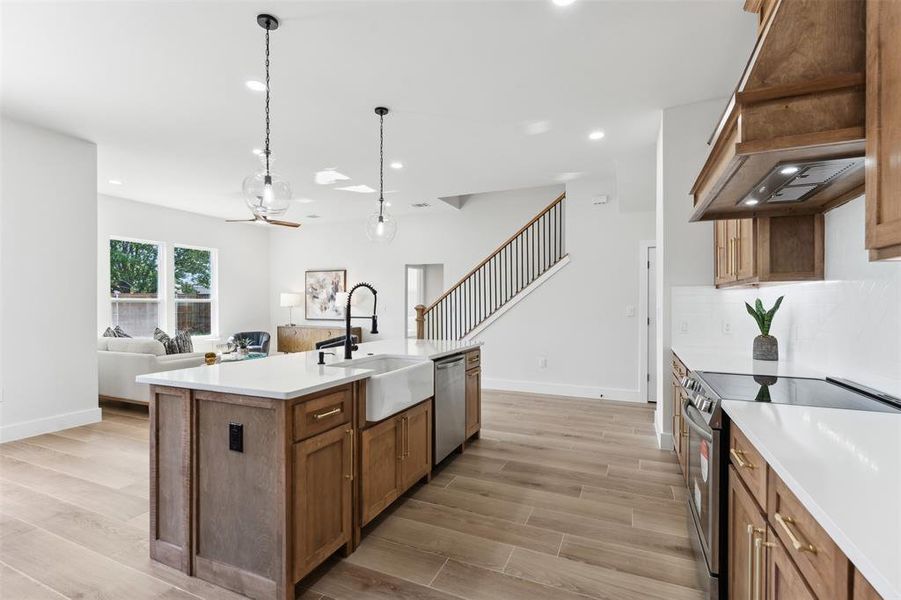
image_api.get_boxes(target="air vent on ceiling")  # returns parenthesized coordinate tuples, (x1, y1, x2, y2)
(740, 157, 864, 206)
(411, 202, 431, 208)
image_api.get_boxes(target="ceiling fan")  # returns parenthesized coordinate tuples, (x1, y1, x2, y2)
(226, 214, 300, 228)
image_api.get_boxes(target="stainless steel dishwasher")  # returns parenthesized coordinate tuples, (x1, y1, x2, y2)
(433, 354, 466, 464)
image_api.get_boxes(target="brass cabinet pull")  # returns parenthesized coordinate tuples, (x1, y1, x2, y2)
(775, 512, 816, 554)
(345, 428, 354, 480)
(730, 448, 755, 469)
(753, 535, 776, 600)
(314, 406, 342, 420)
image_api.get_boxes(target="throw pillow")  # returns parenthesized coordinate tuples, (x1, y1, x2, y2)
(113, 325, 131, 338)
(174, 329, 194, 353)
(102, 326, 117, 338)
(153, 327, 180, 355)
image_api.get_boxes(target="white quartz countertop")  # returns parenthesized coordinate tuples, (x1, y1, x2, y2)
(672, 346, 824, 379)
(136, 338, 482, 400)
(723, 401, 901, 599)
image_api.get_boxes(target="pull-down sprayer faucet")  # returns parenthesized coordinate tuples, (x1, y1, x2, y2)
(343, 282, 378, 359)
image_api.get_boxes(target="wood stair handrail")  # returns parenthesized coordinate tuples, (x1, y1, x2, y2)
(422, 191, 565, 314)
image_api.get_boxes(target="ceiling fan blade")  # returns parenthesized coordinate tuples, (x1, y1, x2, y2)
(265, 218, 302, 228)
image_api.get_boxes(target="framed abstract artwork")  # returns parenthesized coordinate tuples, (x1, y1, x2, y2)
(305, 269, 346, 320)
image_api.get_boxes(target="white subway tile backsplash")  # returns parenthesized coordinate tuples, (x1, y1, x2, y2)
(672, 198, 901, 398)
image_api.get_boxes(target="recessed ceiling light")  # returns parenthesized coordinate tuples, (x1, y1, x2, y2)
(552, 0, 577, 6)
(390, 162, 404, 170)
(588, 130, 605, 141)
(744, 198, 760, 206)
(385, 201, 392, 207)
(245, 80, 266, 92)
(524, 120, 551, 135)
(335, 184, 376, 194)
(108, 179, 123, 185)
(252, 148, 263, 156)
(315, 169, 350, 185)
(780, 166, 799, 175)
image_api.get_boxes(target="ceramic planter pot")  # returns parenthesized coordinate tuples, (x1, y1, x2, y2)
(753, 335, 778, 361)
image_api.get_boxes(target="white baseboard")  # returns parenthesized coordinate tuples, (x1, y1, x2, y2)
(655, 421, 674, 451)
(0, 407, 102, 443)
(482, 377, 640, 402)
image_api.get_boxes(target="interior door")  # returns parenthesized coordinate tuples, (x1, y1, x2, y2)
(647, 246, 657, 403)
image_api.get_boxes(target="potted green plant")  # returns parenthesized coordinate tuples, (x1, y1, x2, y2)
(235, 337, 252, 356)
(745, 296, 784, 361)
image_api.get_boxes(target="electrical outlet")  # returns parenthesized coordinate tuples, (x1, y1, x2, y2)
(722, 320, 732, 334)
(538, 356, 548, 369)
(228, 422, 244, 453)
(680, 320, 689, 333)
(625, 305, 635, 317)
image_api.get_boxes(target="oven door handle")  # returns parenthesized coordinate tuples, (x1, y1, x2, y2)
(682, 397, 713, 442)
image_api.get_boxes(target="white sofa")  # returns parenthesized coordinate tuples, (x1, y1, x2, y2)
(98, 337, 205, 404)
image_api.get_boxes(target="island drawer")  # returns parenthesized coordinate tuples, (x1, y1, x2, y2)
(729, 424, 767, 509)
(465, 348, 481, 370)
(293, 386, 352, 441)
(767, 469, 850, 600)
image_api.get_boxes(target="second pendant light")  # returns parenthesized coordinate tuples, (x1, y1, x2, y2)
(365, 106, 397, 243)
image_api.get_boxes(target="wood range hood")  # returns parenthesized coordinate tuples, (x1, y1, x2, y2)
(689, 0, 866, 223)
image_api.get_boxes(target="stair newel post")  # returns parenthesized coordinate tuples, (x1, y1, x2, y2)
(415, 305, 426, 340)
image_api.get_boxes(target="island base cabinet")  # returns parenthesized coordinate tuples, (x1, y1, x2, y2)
(360, 399, 432, 526)
(292, 426, 353, 582)
(465, 366, 481, 439)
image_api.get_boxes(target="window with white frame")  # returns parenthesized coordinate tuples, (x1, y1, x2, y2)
(109, 238, 218, 338)
(174, 245, 215, 336)
(110, 238, 162, 337)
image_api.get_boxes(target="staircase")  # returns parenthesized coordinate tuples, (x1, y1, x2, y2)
(415, 192, 568, 340)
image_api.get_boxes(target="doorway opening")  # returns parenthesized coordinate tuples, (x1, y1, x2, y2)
(639, 242, 657, 403)
(405, 264, 444, 338)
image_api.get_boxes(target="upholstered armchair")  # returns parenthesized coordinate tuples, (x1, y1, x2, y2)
(227, 331, 271, 354)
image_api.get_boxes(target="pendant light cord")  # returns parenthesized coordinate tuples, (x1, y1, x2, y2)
(264, 25, 271, 175)
(378, 111, 385, 218)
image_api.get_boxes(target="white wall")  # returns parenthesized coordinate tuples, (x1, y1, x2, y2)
(672, 197, 901, 397)
(269, 186, 561, 339)
(0, 118, 100, 441)
(97, 195, 271, 347)
(270, 181, 656, 400)
(654, 99, 722, 446)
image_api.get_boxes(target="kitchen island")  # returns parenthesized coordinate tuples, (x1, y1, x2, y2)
(136, 339, 482, 600)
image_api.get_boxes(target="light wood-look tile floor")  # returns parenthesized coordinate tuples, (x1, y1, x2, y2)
(0, 391, 703, 600)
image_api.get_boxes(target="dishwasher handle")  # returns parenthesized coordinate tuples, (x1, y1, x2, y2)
(435, 357, 465, 370)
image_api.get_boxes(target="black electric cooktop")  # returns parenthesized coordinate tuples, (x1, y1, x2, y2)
(697, 372, 901, 413)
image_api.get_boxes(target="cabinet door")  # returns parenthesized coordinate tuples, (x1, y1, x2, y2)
(293, 425, 352, 580)
(360, 416, 401, 526)
(866, 0, 901, 260)
(767, 529, 816, 600)
(465, 367, 481, 439)
(400, 400, 432, 491)
(736, 218, 756, 281)
(714, 220, 732, 285)
(728, 466, 767, 600)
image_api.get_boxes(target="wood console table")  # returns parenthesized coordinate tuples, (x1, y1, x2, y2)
(276, 325, 363, 353)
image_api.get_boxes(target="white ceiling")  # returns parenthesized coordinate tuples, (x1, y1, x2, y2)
(1, 1, 755, 223)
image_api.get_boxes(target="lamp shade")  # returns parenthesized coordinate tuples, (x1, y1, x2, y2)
(280, 292, 302, 308)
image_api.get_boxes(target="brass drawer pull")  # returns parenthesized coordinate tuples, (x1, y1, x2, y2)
(345, 428, 354, 480)
(746, 525, 764, 600)
(775, 512, 817, 554)
(313, 406, 342, 420)
(753, 535, 776, 600)
(730, 448, 755, 469)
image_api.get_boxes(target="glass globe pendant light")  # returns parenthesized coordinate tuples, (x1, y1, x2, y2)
(365, 107, 397, 243)
(242, 14, 292, 218)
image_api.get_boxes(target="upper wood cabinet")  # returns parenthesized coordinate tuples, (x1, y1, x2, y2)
(865, 0, 901, 261)
(690, 0, 867, 222)
(714, 214, 824, 288)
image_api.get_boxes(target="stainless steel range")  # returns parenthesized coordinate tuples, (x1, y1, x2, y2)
(677, 371, 901, 599)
